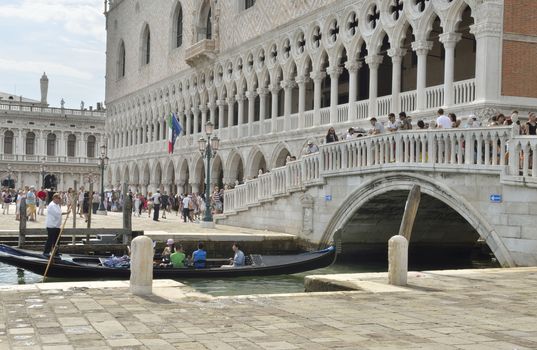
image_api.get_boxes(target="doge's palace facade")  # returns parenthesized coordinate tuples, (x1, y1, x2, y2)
(104, 0, 537, 195)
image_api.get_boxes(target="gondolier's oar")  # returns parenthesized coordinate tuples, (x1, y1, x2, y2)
(42, 210, 71, 282)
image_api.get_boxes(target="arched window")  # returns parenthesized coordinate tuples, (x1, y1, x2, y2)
(3, 130, 13, 154)
(118, 40, 126, 78)
(142, 24, 150, 65)
(47, 133, 56, 156)
(87, 135, 96, 158)
(206, 8, 212, 39)
(25, 132, 35, 155)
(67, 134, 76, 157)
(175, 3, 183, 48)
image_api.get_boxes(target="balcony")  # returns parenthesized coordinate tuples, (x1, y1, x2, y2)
(185, 39, 217, 67)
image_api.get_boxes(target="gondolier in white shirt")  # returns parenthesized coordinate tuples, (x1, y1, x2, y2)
(44, 193, 67, 257)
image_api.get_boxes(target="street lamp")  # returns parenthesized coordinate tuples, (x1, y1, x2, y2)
(40, 157, 46, 188)
(7, 164, 13, 189)
(198, 121, 219, 228)
(97, 144, 109, 215)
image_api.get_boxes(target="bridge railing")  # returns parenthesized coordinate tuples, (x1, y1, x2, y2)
(509, 136, 537, 178)
(223, 126, 520, 214)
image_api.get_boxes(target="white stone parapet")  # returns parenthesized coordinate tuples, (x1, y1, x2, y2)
(222, 126, 536, 214)
(0, 103, 105, 118)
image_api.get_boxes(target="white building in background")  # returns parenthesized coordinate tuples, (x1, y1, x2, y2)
(104, 0, 537, 196)
(0, 73, 106, 191)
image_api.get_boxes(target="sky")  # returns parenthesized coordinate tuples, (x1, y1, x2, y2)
(0, 0, 106, 109)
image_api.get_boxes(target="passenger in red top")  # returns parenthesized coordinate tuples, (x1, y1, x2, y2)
(37, 187, 47, 216)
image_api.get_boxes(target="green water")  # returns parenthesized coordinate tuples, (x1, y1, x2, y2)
(0, 255, 497, 296)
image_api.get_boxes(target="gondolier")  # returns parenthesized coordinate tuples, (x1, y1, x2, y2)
(44, 193, 67, 257)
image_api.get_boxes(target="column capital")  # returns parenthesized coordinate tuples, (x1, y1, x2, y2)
(326, 66, 343, 78)
(344, 61, 362, 73)
(191, 106, 200, 114)
(245, 90, 258, 99)
(469, 22, 502, 39)
(295, 75, 309, 85)
(387, 48, 407, 59)
(226, 97, 235, 105)
(256, 87, 269, 96)
(207, 102, 217, 110)
(411, 40, 433, 55)
(365, 54, 383, 68)
(216, 99, 226, 106)
(439, 32, 462, 48)
(309, 71, 326, 82)
(199, 105, 208, 113)
(235, 93, 246, 102)
(280, 79, 295, 90)
(269, 84, 281, 94)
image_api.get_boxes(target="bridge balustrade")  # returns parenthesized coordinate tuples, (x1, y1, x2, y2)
(222, 126, 534, 214)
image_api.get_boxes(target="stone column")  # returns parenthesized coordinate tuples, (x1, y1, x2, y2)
(470, 2, 503, 103)
(236, 93, 245, 137)
(216, 99, 226, 130)
(269, 84, 280, 133)
(412, 40, 433, 111)
(208, 101, 217, 127)
(257, 87, 268, 128)
(200, 105, 208, 133)
(388, 235, 408, 286)
(193, 107, 201, 135)
(175, 181, 185, 195)
(226, 97, 235, 127)
(179, 110, 186, 135)
(439, 33, 461, 108)
(345, 61, 361, 120)
(310, 71, 325, 126)
(17, 130, 24, 155)
(185, 109, 192, 136)
(326, 66, 342, 124)
(296, 76, 307, 129)
(191, 183, 200, 194)
(366, 55, 383, 117)
(388, 48, 406, 113)
(281, 79, 293, 130)
(246, 90, 257, 136)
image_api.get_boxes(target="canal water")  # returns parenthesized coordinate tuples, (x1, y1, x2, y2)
(0, 252, 498, 296)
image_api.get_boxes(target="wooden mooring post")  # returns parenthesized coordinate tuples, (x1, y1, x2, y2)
(18, 198, 27, 247)
(122, 183, 132, 245)
(397, 185, 421, 241)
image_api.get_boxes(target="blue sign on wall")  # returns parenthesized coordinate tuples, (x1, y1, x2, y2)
(490, 194, 502, 203)
(324, 195, 332, 201)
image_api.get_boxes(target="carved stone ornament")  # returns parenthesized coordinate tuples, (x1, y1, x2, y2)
(300, 193, 314, 235)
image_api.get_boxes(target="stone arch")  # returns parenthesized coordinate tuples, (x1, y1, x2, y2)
(246, 147, 268, 179)
(122, 164, 130, 185)
(271, 142, 292, 168)
(113, 165, 122, 188)
(210, 153, 224, 189)
(226, 150, 245, 185)
(132, 163, 140, 186)
(177, 158, 190, 193)
(191, 155, 205, 193)
(152, 160, 163, 191)
(320, 173, 515, 267)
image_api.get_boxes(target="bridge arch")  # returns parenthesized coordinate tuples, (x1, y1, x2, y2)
(321, 173, 515, 267)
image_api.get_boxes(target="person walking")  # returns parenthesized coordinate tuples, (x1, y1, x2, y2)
(37, 187, 47, 216)
(44, 193, 67, 257)
(152, 190, 161, 222)
(182, 194, 192, 223)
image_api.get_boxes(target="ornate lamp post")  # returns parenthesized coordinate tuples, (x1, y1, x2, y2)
(39, 157, 46, 188)
(97, 144, 109, 215)
(198, 121, 220, 228)
(7, 164, 13, 189)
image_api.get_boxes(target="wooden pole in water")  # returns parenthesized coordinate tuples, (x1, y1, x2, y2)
(18, 198, 27, 248)
(72, 180, 77, 229)
(397, 185, 421, 241)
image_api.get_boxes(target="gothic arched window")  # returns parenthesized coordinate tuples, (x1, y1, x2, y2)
(25, 132, 35, 155)
(3, 130, 13, 155)
(118, 40, 126, 78)
(206, 8, 212, 40)
(67, 134, 76, 157)
(175, 3, 183, 48)
(142, 25, 151, 65)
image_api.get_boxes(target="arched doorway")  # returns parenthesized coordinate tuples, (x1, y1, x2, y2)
(44, 174, 57, 191)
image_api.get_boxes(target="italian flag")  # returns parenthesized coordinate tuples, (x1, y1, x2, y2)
(167, 112, 182, 154)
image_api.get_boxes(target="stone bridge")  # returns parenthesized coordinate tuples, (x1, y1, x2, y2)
(217, 126, 537, 267)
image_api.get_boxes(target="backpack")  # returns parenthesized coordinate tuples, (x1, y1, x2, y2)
(188, 199, 193, 210)
(4, 195, 12, 204)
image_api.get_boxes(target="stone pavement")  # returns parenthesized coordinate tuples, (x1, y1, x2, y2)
(0, 207, 294, 241)
(1, 268, 537, 349)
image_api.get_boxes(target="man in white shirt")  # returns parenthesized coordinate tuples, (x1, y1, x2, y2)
(436, 108, 452, 129)
(152, 190, 161, 222)
(368, 117, 385, 135)
(44, 193, 66, 256)
(386, 113, 399, 132)
(182, 194, 192, 223)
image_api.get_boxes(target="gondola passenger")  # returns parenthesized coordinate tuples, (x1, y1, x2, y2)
(192, 242, 207, 268)
(170, 244, 186, 268)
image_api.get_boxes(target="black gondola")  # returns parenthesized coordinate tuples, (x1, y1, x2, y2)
(0, 244, 336, 279)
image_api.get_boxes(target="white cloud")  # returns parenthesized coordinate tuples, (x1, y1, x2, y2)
(0, 0, 105, 41)
(0, 58, 93, 80)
